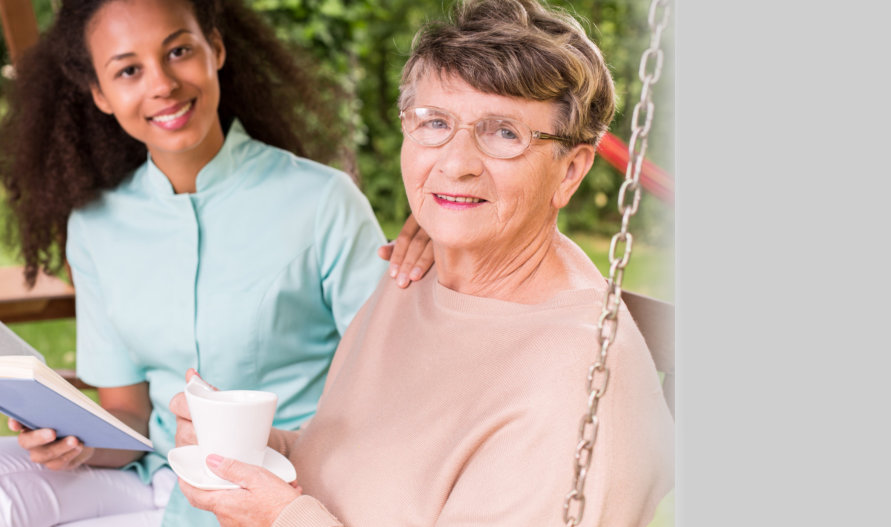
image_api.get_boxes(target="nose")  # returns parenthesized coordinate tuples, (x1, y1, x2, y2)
(437, 126, 484, 179)
(147, 62, 180, 98)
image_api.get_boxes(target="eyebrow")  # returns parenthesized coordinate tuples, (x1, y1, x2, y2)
(422, 106, 525, 122)
(104, 29, 193, 68)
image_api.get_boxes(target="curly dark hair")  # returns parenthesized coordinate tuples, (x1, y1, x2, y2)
(0, 0, 346, 286)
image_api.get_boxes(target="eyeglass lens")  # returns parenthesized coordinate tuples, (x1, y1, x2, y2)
(402, 107, 532, 158)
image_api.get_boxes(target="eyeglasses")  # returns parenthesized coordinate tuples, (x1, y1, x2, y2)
(399, 106, 572, 159)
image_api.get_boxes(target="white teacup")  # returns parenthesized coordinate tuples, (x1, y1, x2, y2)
(184, 376, 278, 484)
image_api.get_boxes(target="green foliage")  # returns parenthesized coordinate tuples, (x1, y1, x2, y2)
(244, 0, 431, 218)
(551, 0, 675, 245)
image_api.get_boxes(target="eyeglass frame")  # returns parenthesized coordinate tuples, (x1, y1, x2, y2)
(398, 106, 574, 159)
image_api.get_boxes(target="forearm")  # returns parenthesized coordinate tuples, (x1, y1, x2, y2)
(86, 408, 149, 467)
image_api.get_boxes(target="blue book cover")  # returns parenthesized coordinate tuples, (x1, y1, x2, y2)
(0, 375, 153, 451)
(0, 324, 153, 451)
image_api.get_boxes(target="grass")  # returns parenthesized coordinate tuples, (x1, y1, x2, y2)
(7, 320, 78, 370)
(570, 231, 674, 302)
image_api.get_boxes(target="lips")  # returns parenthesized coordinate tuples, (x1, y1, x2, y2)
(434, 193, 485, 204)
(149, 100, 194, 123)
(432, 193, 487, 211)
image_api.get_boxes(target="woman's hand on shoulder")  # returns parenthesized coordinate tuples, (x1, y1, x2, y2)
(8, 418, 95, 470)
(180, 454, 303, 527)
(378, 213, 433, 288)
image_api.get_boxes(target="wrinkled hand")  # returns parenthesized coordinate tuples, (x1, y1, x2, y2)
(169, 368, 211, 448)
(378, 214, 433, 288)
(8, 418, 94, 470)
(179, 454, 302, 527)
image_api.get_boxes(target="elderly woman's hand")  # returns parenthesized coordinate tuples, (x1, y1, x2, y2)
(378, 213, 433, 288)
(179, 454, 303, 527)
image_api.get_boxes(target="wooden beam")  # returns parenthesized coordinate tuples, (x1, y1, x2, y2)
(0, 0, 39, 65)
(0, 266, 76, 323)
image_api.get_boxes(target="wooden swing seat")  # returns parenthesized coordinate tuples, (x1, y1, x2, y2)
(624, 290, 674, 417)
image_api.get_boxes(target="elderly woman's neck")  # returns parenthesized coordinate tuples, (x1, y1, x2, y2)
(434, 228, 600, 304)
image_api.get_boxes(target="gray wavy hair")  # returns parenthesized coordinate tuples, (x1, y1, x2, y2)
(398, 0, 616, 153)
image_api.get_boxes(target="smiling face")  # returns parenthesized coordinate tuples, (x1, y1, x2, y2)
(400, 74, 593, 256)
(87, 0, 226, 166)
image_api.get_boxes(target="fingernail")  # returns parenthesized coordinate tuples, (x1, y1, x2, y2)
(67, 437, 78, 447)
(397, 273, 408, 287)
(409, 267, 422, 280)
(206, 454, 223, 468)
(389, 264, 399, 278)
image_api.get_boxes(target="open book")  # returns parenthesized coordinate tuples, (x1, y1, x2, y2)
(0, 323, 153, 451)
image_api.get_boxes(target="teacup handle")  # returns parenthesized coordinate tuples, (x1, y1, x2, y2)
(187, 374, 215, 393)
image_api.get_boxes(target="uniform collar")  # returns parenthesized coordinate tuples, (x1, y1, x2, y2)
(143, 119, 252, 196)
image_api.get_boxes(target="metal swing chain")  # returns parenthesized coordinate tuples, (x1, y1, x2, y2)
(561, 0, 671, 525)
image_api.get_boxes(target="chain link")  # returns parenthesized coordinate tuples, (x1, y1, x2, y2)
(562, 0, 671, 524)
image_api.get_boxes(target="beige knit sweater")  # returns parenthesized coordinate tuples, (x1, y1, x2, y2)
(273, 268, 674, 526)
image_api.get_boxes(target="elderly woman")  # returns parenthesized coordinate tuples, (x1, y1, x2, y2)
(172, 0, 674, 525)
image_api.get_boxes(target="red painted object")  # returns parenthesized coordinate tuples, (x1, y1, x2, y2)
(595, 132, 674, 204)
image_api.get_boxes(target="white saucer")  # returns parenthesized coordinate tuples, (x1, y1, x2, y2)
(167, 445, 297, 490)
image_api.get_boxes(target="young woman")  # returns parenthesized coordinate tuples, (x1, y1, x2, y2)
(0, 0, 431, 524)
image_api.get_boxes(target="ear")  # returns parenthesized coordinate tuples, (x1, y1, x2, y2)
(210, 29, 226, 70)
(551, 143, 596, 209)
(90, 83, 114, 115)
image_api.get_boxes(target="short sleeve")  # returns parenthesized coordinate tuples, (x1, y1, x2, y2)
(313, 172, 388, 335)
(67, 211, 147, 387)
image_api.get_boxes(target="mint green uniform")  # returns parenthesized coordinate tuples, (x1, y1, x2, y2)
(67, 121, 387, 526)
